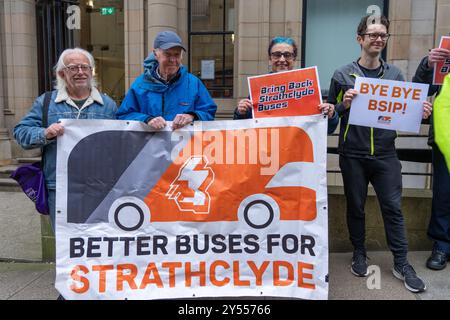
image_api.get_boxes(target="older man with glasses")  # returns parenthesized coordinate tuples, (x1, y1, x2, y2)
(14, 47, 118, 232)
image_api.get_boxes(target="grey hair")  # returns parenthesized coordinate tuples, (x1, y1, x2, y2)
(54, 47, 97, 90)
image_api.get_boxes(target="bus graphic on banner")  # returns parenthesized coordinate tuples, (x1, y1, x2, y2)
(65, 125, 319, 231)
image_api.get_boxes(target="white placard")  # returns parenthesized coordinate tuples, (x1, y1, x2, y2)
(349, 77, 429, 133)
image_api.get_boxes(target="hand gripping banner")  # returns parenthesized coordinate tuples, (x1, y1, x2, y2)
(55, 116, 329, 300)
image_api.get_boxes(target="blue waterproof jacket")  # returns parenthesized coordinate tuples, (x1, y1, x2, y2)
(13, 89, 117, 189)
(117, 54, 217, 122)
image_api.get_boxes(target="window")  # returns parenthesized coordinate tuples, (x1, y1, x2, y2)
(75, 0, 125, 105)
(36, 0, 78, 94)
(35, 0, 125, 105)
(188, 0, 235, 98)
(302, 0, 387, 97)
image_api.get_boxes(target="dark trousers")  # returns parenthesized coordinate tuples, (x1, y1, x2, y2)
(429, 144, 450, 253)
(339, 155, 408, 266)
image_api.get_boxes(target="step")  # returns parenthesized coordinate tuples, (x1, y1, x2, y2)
(0, 178, 21, 192)
(16, 158, 41, 164)
(0, 165, 19, 179)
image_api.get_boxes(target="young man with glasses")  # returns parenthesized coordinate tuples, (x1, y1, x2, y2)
(327, 15, 432, 293)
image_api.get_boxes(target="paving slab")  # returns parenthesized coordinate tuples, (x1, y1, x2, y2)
(329, 251, 417, 300)
(0, 192, 41, 261)
(407, 251, 450, 300)
(0, 262, 57, 300)
(1, 252, 448, 300)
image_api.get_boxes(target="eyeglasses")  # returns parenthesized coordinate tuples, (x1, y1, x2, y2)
(270, 51, 295, 60)
(361, 33, 390, 41)
(157, 48, 183, 60)
(64, 64, 92, 73)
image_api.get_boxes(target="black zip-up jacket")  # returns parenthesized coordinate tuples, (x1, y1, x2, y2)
(412, 56, 442, 146)
(327, 59, 404, 158)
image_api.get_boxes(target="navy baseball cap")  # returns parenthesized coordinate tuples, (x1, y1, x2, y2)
(153, 31, 186, 51)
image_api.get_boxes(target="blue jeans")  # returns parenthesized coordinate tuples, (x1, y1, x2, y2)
(47, 188, 56, 233)
(428, 145, 450, 253)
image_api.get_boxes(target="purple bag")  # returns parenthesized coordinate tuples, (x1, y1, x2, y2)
(10, 162, 49, 215)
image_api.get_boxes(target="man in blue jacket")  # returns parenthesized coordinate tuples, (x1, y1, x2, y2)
(117, 31, 217, 129)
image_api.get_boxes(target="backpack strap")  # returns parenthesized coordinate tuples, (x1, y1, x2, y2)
(42, 91, 52, 128)
(40, 91, 52, 165)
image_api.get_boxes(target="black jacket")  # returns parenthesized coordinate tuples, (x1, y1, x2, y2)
(328, 59, 404, 158)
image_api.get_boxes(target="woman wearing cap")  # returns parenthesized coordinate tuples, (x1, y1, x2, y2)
(233, 36, 338, 134)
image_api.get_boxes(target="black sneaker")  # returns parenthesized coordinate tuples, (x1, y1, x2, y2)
(351, 252, 369, 277)
(393, 264, 426, 293)
(426, 248, 447, 270)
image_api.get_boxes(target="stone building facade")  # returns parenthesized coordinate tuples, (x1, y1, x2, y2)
(0, 0, 449, 185)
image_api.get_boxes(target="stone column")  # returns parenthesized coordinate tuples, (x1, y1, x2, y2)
(0, 0, 39, 161)
(124, 0, 146, 88)
(0, 1, 11, 165)
(388, 0, 437, 80)
(235, 0, 303, 101)
(146, 0, 178, 48)
(435, 0, 450, 43)
(236, 0, 270, 100)
(177, 0, 188, 62)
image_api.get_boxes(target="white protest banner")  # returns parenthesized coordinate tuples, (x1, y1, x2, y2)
(348, 77, 429, 133)
(55, 117, 329, 300)
(433, 36, 450, 85)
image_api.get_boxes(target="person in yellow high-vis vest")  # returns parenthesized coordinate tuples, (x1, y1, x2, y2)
(413, 47, 450, 271)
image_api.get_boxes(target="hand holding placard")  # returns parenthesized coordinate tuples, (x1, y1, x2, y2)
(428, 47, 450, 68)
(343, 89, 358, 109)
(433, 36, 450, 85)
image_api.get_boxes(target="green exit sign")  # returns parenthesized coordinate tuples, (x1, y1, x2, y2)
(100, 7, 115, 15)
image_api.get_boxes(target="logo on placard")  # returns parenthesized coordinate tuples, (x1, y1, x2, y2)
(377, 116, 392, 124)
